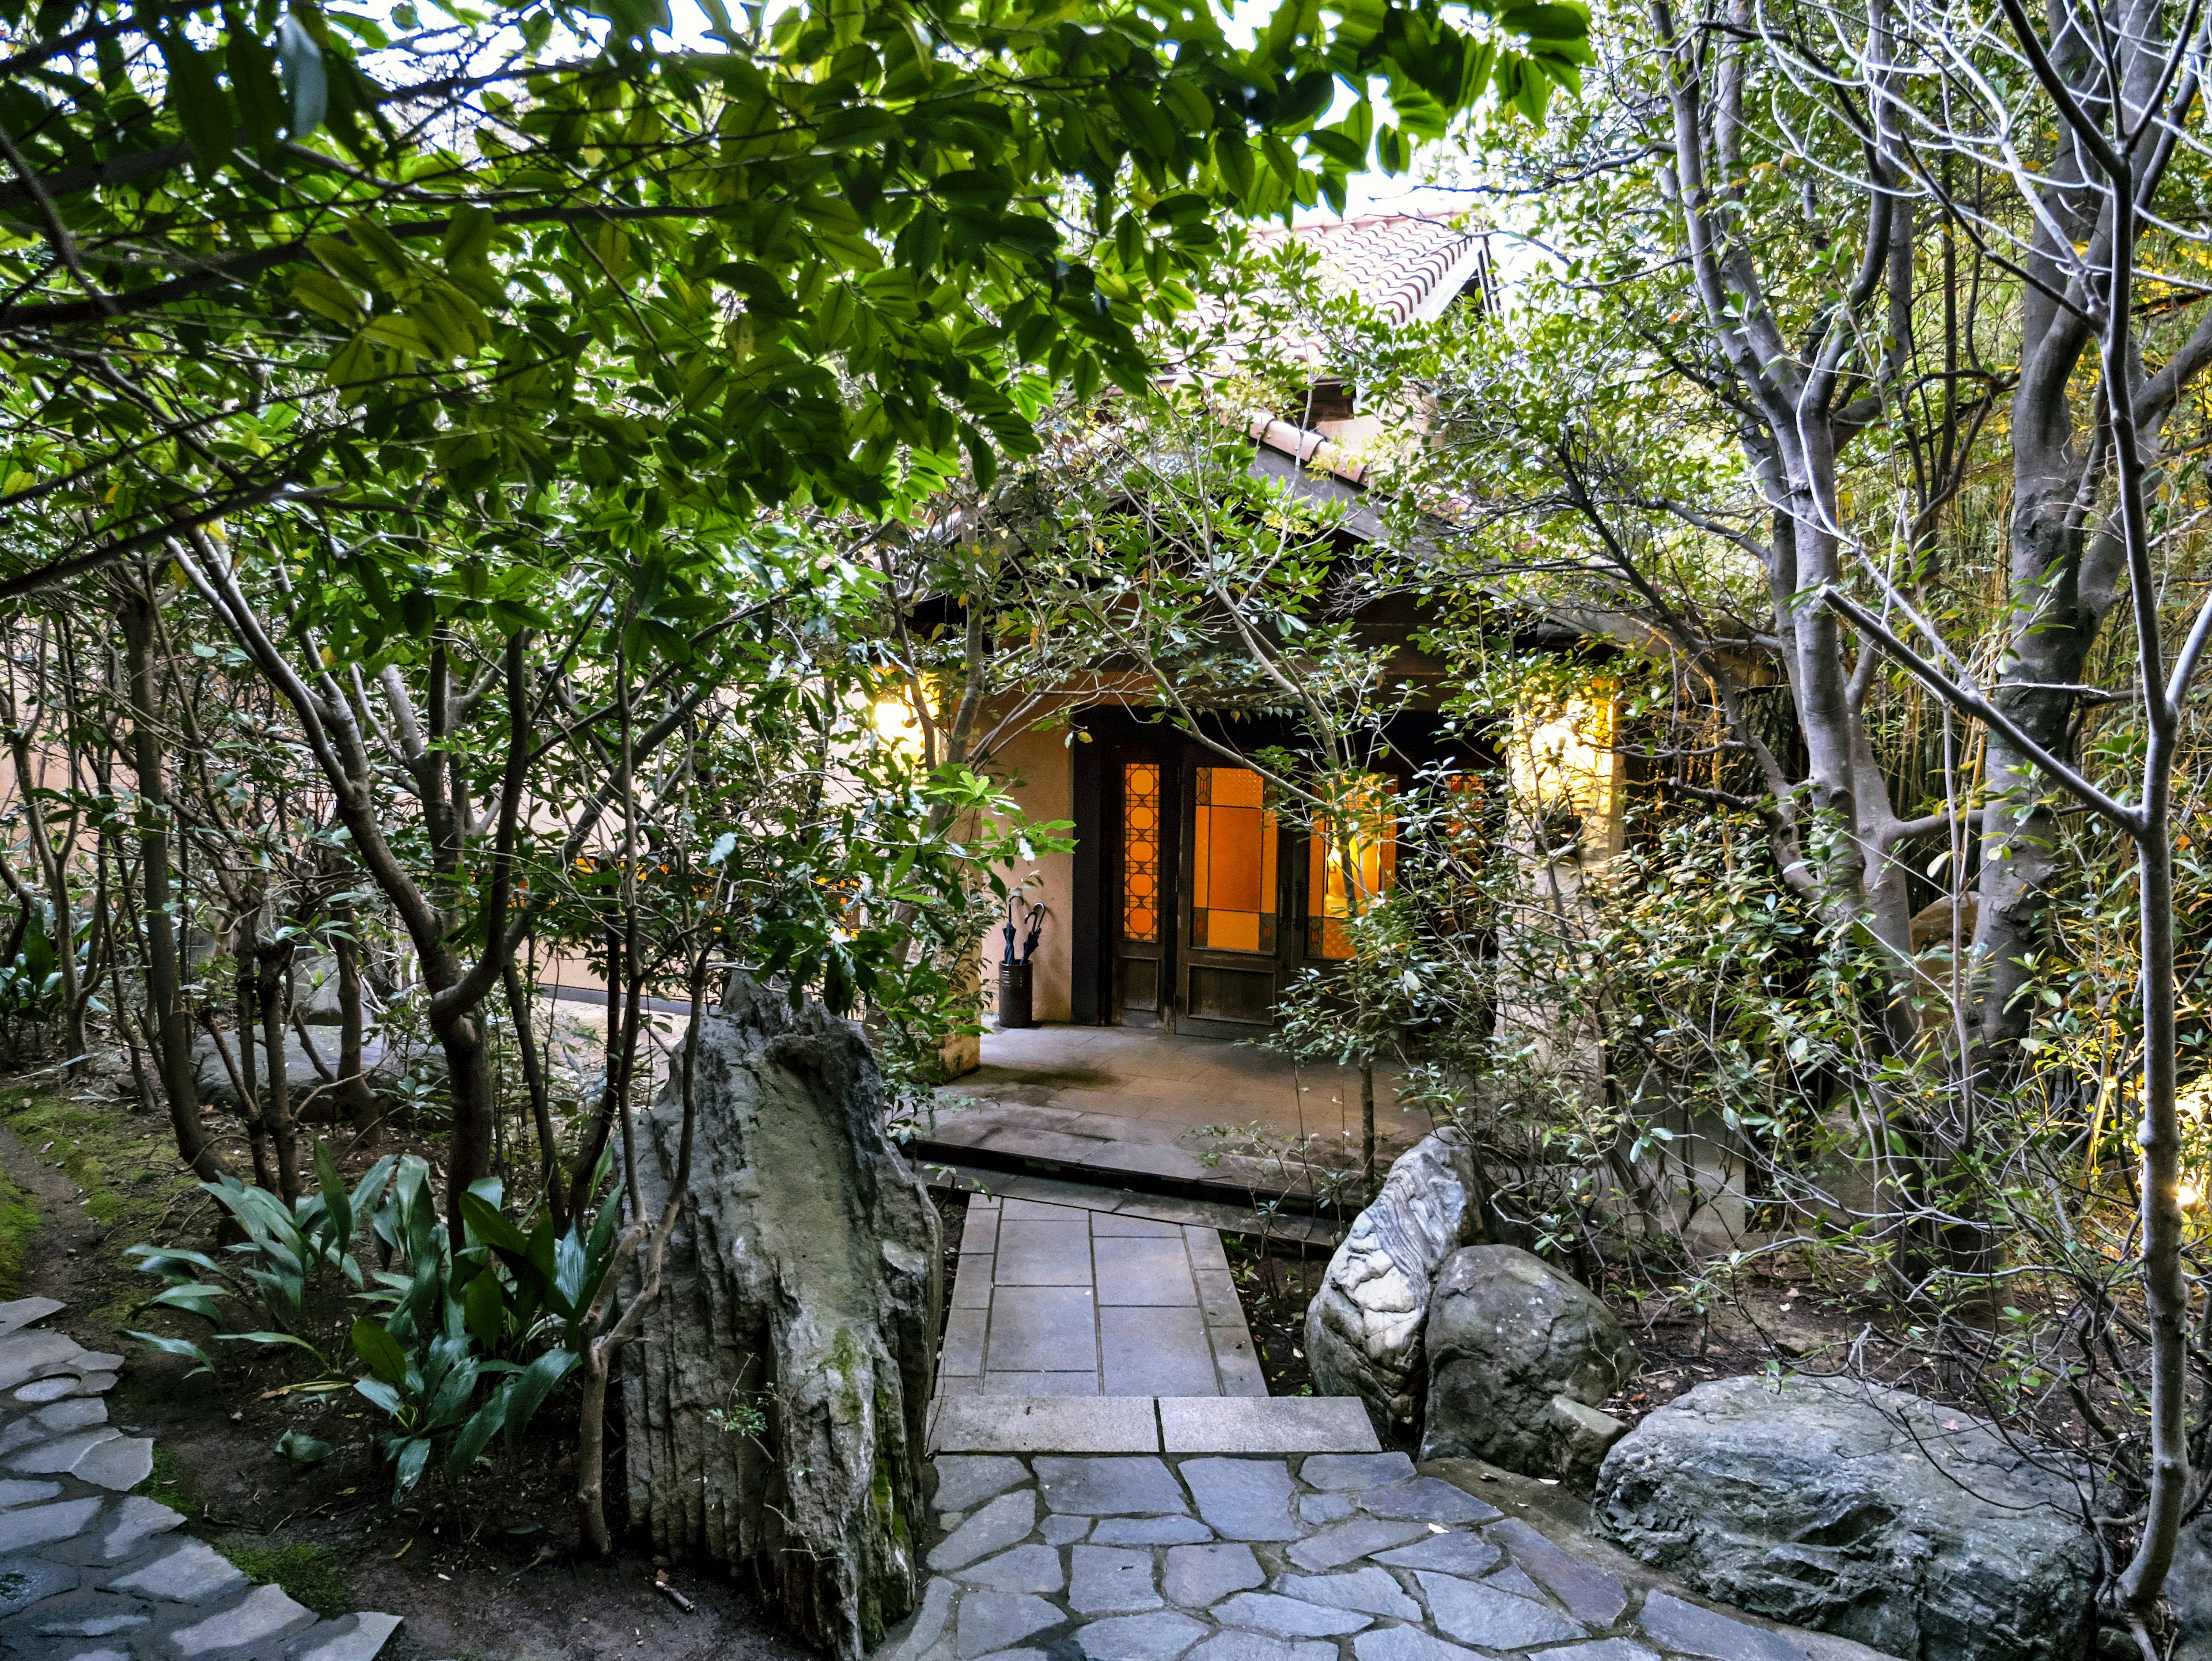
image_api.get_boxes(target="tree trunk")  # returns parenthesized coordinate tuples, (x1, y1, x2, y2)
(331, 906, 378, 1141)
(256, 939, 301, 1203)
(1360, 1057, 1376, 1204)
(120, 585, 224, 1181)
(503, 955, 566, 1231)
(7, 726, 84, 1068)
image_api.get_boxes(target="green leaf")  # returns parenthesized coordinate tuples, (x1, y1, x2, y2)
(225, 17, 285, 153)
(127, 1331, 215, 1378)
(211, 1331, 328, 1361)
(157, 30, 235, 176)
(460, 1191, 528, 1254)
(276, 14, 327, 137)
(142, 1284, 228, 1324)
(391, 1436, 433, 1500)
(446, 1383, 509, 1477)
(353, 1376, 403, 1417)
(501, 1346, 578, 1448)
(313, 1137, 351, 1254)
(276, 1429, 335, 1463)
(464, 1267, 505, 1353)
(351, 1316, 409, 1386)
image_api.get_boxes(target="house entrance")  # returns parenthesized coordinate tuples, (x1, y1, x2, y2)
(1103, 744, 1387, 1036)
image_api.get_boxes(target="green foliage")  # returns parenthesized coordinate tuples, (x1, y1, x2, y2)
(0, 1169, 36, 1299)
(0, 0, 1586, 618)
(224, 1542, 351, 1618)
(127, 1147, 394, 1374)
(344, 1162, 597, 1500)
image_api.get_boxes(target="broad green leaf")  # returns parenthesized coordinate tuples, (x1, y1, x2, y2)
(351, 1316, 409, 1385)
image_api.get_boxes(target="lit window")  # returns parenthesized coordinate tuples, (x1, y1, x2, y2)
(1122, 762, 1161, 943)
(1307, 776, 1395, 959)
(1192, 767, 1278, 954)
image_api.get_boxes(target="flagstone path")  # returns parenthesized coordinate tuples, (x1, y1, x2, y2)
(0, 1297, 400, 1660)
(880, 1443, 1900, 1661)
(939, 1196, 1267, 1399)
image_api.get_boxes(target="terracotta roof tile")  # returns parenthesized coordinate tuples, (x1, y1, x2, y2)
(1247, 215, 1494, 327)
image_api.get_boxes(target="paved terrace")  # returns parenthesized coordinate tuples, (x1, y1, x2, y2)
(886, 1398, 1896, 1661)
(940, 1197, 1266, 1399)
(927, 1029, 1431, 1211)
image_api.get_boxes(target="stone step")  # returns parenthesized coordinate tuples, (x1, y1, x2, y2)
(930, 1397, 1380, 1456)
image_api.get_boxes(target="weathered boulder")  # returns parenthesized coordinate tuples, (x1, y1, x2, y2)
(289, 952, 384, 1026)
(190, 1026, 439, 1117)
(1305, 1130, 1486, 1436)
(1419, 1244, 1639, 1483)
(2176, 1508, 2212, 1661)
(620, 977, 941, 1661)
(1593, 1375, 2097, 1661)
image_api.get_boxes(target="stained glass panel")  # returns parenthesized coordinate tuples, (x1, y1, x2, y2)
(1192, 767, 1277, 955)
(1121, 762, 1160, 942)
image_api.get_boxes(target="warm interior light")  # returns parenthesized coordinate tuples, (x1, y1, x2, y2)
(2181, 1176, 2207, 1211)
(1508, 692, 1616, 818)
(1308, 776, 1395, 959)
(872, 694, 924, 755)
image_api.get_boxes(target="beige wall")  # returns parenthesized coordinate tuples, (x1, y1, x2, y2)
(981, 720, 1077, 1024)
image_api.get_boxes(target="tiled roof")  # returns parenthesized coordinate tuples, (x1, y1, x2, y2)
(1246, 215, 1493, 328)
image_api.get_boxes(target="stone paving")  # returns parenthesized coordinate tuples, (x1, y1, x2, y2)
(933, 1028, 1427, 1199)
(0, 1298, 400, 1660)
(940, 1197, 1266, 1399)
(880, 1448, 1898, 1661)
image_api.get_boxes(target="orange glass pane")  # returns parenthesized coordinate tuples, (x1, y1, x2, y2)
(1122, 763, 1161, 941)
(1193, 767, 1277, 956)
(1308, 777, 1396, 959)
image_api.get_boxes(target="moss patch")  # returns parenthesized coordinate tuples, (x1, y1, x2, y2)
(224, 1541, 351, 1617)
(2, 1087, 201, 1323)
(137, 1445, 204, 1526)
(0, 1168, 38, 1296)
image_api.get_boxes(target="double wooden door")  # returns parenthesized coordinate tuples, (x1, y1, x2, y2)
(1107, 750, 1300, 1038)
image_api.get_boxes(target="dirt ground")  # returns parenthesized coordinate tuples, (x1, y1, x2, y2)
(0, 1067, 817, 1661)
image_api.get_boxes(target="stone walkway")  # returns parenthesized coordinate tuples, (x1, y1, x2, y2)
(931, 1028, 1426, 1201)
(0, 1298, 400, 1660)
(882, 1447, 1895, 1661)
(940, 1198, 1267, 1399)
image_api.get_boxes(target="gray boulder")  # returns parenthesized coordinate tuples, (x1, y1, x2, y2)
(1419, 1245, 1639, 1483)
(2177, 1508, 2211, 1661)
(190, 1026, 439, 1117)
(1305, 1130, 1486, 1437)
(620, 976, 941, 1661)
(1593, 1375, 2097, 1661)
(290, 952, 384, 1026)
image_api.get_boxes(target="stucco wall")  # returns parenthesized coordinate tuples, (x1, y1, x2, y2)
(983, 721, 1077, 1024)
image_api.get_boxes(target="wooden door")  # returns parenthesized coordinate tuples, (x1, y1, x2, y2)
(1109, 755, 1172, 1026)
(1175, 758, 1290, 1038)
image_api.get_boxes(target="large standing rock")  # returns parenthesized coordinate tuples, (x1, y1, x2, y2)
(1305, 1130, 1486, 1437)
(1593, 1375, 2097, 1661)
(190, 1026, 440, 1116)
(1419, 1244, 1638, 1482)
(2176, 1508, 2212, 1661)
(620, 978, 942, 1661)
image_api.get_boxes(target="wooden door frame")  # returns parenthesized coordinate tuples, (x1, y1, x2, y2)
(1172, 749, 1293, 1039)
(1103, 742, 1179, 1028)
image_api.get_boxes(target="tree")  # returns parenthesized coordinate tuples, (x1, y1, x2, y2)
(1, 0, 1597, 1236)
(1344, 0, 2210, 1628)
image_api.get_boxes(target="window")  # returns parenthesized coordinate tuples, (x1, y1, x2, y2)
(1122, 762, 1161, 943)
(1192, 766, 1277, 954)
(1307, 777, 1396, 959)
